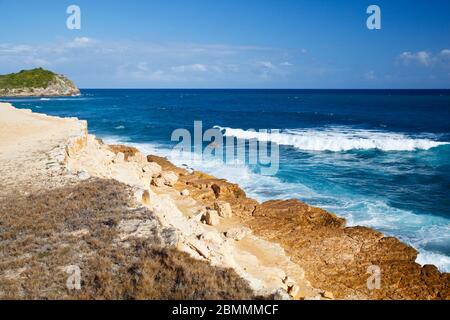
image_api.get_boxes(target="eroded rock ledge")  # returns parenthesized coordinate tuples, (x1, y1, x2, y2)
(149, 155, 450, 300)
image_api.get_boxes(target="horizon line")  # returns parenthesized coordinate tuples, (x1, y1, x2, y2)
(78, 88, 450, 90)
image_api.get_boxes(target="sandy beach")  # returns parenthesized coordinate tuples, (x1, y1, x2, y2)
(0, 102, 448, 300)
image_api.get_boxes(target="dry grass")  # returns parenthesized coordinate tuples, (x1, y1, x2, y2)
(0, 179, 259, 300)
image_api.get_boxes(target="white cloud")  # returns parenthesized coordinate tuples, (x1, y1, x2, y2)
(0, 44, 33, 55)
(399, 51, 432, 66)
(66, 37, 97, 48)
(364, 70, 376, 81)
(24, 57, 51, 67)
(252, 60, 294, 80)
(117, 63, 178, 82)
(398, 49, 450, 68)
(257, 61, 277, 70)
(171, 64, 208, 73)
(440, 49, 450, 59)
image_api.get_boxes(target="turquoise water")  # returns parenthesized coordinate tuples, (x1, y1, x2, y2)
(3, 89, 450, 271)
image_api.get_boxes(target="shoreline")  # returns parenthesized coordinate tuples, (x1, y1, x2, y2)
(146, 155, 450, 299)
(0, 102, 448, 300)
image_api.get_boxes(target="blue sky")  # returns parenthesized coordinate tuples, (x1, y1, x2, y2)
(0, 0, 449, 88)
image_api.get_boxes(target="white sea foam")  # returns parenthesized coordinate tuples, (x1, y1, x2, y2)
(2, 97, 91, 103)
(417, 251, 450, 273)
(215, 126, 449, 152)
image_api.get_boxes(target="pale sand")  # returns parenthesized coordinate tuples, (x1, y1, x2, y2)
(0, 103, 85, 198)
(0, 102, 323, 299)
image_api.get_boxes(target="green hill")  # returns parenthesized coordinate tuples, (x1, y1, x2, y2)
(0, 68, 80, 97)
(0, 68, 56, 89)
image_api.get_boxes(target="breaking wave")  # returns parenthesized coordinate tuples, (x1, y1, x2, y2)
(215, 126, 449, 152)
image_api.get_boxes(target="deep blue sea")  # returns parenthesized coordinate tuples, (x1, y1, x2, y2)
(3, 89, 450, 271)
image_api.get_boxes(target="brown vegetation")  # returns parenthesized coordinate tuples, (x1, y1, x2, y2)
(0, 179, 259, 300)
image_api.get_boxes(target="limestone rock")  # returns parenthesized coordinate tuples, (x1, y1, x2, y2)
(225, 227, 252, 241)
(134, 188, 151, 205)
(152, 177, 166, 187)
(202, 210, 220, 226)
(77, 170, 90, 180)
(283, 276, 296, 288)
(113, 152, 125, 163)
(142, 190, 151, 205)
(189, 239, 210, 259)
(287, 285, 300, 298)
(108, 145, 140, 161)
(180, 189, 190, 196)
(128, 152, 147, 164)
(190, 211, 205, 222)
(143, 162, 162, 178)
(199, 231, 223, 244)
(214, 201, 233, 218)
(161, 171, 178, 186)
(273, 289, 292, 300)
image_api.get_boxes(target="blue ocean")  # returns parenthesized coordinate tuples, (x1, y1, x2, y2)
(4, 89, 450, 271)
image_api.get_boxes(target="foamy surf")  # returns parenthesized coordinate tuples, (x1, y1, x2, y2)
(215, 126, 449, 152)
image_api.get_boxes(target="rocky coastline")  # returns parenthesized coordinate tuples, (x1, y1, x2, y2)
(0, 103, 448, 300)
(147, 155, 450, 300)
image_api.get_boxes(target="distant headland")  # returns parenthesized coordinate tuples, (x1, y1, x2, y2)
(0, 68, 80, 97)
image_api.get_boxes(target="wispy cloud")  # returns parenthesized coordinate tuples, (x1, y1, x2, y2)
(398, 49, 450, 68)
(171, 64, 209, 73)
(0, 37, 298, 86)
(65, 37, 98, 48)
(398, 51, 433, 66)
(364, 70, 376, 81)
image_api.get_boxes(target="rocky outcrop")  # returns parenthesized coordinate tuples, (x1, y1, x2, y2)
(248, 200, 449, 300)
(64, 138, 325, 299)
(0, 73, 80, 97)
(214, 201, 233, 218)
(225, 227, 252, 241)
(148, 156, 450, 300)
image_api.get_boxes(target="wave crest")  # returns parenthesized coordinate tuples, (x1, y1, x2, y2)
(215, 126, 449, 152)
